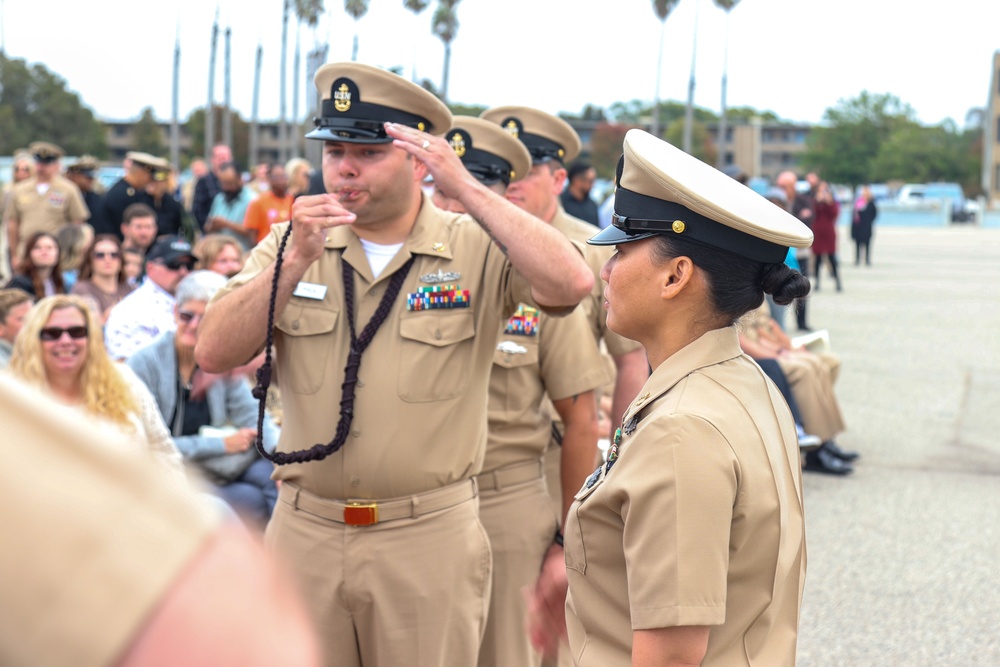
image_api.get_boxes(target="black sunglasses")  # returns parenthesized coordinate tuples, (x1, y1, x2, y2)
(93, 251, 121, 260)
(39, 326, 89, 341)
(165, 258, 196, 271)
(177, 310, 203, 324)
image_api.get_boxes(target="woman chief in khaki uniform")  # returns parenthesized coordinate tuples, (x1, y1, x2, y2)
(551, 130, 813, 665)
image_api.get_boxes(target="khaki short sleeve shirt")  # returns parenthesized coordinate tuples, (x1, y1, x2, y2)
(484, 304, 610, 471)
(564, 328, 806, 666)
(550, 208, 641, 358)
(215, 195, 535, 499)
(7, 176, 90, 253)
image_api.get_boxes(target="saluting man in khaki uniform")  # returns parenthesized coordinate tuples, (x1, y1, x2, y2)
(195, 63, 593, 667)
(530, 130, 813, 665)
(431, 117, 609, 667)
(5, 142, 89, 258)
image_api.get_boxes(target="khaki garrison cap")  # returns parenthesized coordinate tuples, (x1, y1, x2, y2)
(29, 142, 65, 162)
(588, 129, 813, 264)
(446, 116, 532, 186)
(479, 106, 581, 165)
(307, 62, 452, 144)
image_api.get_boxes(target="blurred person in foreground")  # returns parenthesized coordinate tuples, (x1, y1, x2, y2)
(0, 288, 33, 368)
(528, 130, 810, 666)
(194, 233, 246, 278)
(6, 231, 65, 298)
(128, 271, 279, 529)
(0, 371, 319, 667)
(71, 234, 134, 326)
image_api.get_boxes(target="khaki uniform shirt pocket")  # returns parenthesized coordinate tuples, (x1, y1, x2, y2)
(274, 303, 339, 395)
(398, 311, 476, 403)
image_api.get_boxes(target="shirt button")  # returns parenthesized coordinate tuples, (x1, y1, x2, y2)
(291, 321, 300, 330)
(352, 429, 361, 438)
(368, 288, 378, 297)
(434, 330, 442, 340)
(350, 475, 361, 487)
(356, 379, 364, 388)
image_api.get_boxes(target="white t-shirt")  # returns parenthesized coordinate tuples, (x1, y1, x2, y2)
(359, 238, 404, 279)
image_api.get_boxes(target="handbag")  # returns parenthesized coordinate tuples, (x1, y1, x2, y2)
(171, 374, 259, 484)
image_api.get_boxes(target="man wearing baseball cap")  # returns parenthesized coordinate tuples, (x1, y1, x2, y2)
(105, 235, 195, 360)
(195, 62, 592, 666)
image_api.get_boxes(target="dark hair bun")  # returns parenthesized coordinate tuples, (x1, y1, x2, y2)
(759, 263, 810, 306)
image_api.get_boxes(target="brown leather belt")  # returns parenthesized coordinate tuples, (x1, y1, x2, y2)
(474, 458, 545, 493)
(278, 479, 478, 527)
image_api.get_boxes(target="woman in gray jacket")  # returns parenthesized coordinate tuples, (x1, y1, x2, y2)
(128, 270, 279, 528)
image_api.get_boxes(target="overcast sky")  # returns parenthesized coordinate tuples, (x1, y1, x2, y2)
(2, 0, 996, 128)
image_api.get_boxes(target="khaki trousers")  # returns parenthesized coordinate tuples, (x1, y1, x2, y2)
(477, 477, 558, 667)
(266, 482, 492, 667)
(778, 352, 846, 441)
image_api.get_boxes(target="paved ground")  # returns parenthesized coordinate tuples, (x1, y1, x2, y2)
(795, 226, 1000, 665)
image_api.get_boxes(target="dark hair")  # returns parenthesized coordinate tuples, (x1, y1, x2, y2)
(566, 161, 593, 182)
(78, 234, 127, 285)
(122, 202, 156, 226)
(651, 235, 810, 325)
(17, 232, 66, 297)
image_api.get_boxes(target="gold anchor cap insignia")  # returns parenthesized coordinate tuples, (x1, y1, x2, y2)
(449, 132, 467, 158)
(333, 83, 351, 112)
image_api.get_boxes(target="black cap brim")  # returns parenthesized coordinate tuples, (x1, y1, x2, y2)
(305, 126, 393, 144)
(587, 224, 658, 246)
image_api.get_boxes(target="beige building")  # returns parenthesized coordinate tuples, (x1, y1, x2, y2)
(103, 120, 288, 166)
(984, 50, 1000, 209)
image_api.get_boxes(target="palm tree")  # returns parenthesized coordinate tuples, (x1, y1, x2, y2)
(651, 0, 679, 139)
(404, 0, 430, 81)
(280, 0, 290, 161)
(345, 0, 370, 61)
(713, 0, 740, 168)
(293, 0, 325, 158)
(432, 0, 459, 102)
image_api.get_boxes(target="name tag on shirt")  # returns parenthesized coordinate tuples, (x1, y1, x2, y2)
(293, 282, 328, 300)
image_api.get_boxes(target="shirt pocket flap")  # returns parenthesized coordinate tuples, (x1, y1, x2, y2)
(399, 311, 475, 348)
(275, 303, 339, 337)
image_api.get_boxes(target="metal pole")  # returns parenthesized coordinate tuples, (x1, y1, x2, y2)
(292, 24, 301, 159)
(170, 30, 181, 168)
(682, 0, 699, 154)
(716, 9, 731, 169)
(250, 43, 262, 168)
(223, 25, 233, 150)
(206, 11, 219, 160)
(280, 0, 289, 163)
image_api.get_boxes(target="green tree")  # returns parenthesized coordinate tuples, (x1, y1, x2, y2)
(345, 0, 371, 61)
(448, 102, 486, 117)
(132, 107, 166, 156)
(800, 91, 916, 186)
(726, 105, 779, 123)
(0, 54, 106, 157)
(871, 121, 980, 192)
(432, 0, 460, 103)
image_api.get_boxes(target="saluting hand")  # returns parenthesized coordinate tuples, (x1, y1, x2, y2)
(288, 194, 357, 264)
(384, 122, 477, 201)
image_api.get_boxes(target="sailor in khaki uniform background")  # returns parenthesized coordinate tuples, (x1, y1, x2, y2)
(195, 63, 593, 667)
(529, 129, 812, 665)
(431, 116, 609, 667)
(4, 142, 90, 258)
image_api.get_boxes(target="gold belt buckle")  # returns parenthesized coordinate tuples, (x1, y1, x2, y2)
(344, 502, 379, 526)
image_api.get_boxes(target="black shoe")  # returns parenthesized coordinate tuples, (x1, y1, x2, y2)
(822, 440, 859, 462)
(804, 447, 854, 475)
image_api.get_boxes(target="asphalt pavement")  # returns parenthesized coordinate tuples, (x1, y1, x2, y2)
(795, 225, 1000, 665)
